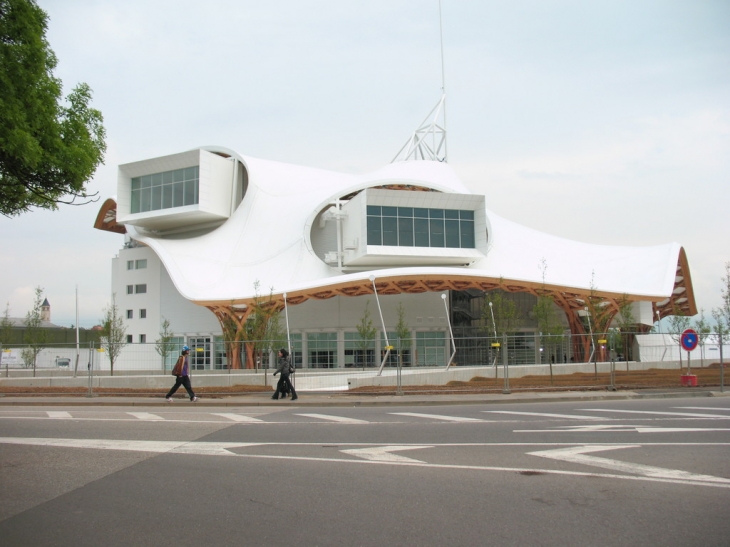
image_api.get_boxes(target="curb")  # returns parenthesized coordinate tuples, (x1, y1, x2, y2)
(0, 389, 724, 407)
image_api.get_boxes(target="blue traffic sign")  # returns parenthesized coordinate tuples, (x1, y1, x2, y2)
(680, 328, 699, 352)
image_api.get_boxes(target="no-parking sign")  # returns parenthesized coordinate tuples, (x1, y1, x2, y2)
(680, 328, 699, 352)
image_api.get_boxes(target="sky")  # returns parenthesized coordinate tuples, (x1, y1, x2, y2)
(1, 0, 729, 328)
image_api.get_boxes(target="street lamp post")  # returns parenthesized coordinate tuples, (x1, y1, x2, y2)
(488, 301, 498, 368)
(370, 276, 391, 376)
(441, 293, 456, 370)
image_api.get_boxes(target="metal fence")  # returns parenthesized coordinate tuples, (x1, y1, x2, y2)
(0, 331, 726, 393)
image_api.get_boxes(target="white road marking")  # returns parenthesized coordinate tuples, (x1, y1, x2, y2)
(46, 411, 72, 419)
(296, 413, 370, 424)
(676, 407, 730, 412)
(515, 425, 730, 433)
(390, 412, 484, 422)
(483, 411, 605, 420)
(516, 424, 642, 433)
(127, 412, 164, 421)
(1, 437, 729, 489)
(341, 445, 432, 463)
(578, 409, 730, 419)
(212, 413, 264, 423)
(0, 437, 259, 454)
(528, 444, 730, 485)
(636, 428, 730, 433)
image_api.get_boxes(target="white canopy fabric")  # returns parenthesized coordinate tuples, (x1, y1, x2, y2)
(117, 150, 685, 309)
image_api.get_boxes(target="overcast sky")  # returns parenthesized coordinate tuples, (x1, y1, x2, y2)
(1, 0, 728, 328)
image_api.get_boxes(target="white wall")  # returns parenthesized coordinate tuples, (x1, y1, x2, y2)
(112, 245, 162, 346)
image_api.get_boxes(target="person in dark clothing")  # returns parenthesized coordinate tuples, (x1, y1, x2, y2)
(272, 348, 297, 401)
(166, 346, 199, 402)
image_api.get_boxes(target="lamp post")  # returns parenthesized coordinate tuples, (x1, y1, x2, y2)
(656, 309, 669, 362)
(283, 292, 293, 388)
(488, 300, 499, 367)
(441, 293, 456, 370)
(584, 306, 597, 377)
(370, 276, 391, 376)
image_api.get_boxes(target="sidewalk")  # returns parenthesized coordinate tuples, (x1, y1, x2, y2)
(0, 388, 726, 407)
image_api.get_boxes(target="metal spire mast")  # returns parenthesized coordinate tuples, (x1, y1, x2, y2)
(392, 1, 448, 163)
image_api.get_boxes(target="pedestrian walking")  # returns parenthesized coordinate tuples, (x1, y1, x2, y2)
(272, 348, 297, 401)
(166, 346, 199, 402)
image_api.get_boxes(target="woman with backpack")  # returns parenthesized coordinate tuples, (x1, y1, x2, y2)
(165, 346, 199, 402)
(272, 348, 297, 401)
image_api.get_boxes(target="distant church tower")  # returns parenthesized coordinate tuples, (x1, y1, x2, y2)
(41, 298, 50, 322)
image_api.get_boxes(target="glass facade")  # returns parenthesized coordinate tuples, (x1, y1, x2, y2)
(416, 331, 446, 366)
(367, 206, 475, 248)
(344, 332, 376, 368)
(131, 166, 199, 214)
(307, 332, 338, 368)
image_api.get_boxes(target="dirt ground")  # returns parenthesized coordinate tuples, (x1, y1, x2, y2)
(0, 364, 727, 396)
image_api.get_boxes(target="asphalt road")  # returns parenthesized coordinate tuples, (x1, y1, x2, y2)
(1, 396, 729, 546)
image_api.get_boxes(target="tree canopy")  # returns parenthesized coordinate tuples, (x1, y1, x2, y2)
(0, 0, 106, 216)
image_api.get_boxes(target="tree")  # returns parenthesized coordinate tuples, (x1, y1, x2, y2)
(482, 290, 522, 340)
(614, 294, 636, 366)
(394, 302, 411, 367)
(1, 302, 13, 344)
(154, 317, 175, 371)
(99, 293, 126, 376)
(667, 304, 692, 370)
(532, 259, 566, 381)
(22, 286, 46, 376)
(240, 280, 282, 368)
(579, 271, 617, 368)
(355, 301, 377, 369)
(713, 261, 730, 334)
(693, 309, 712, 368)
(482, 288, 523, 370)
(0, 0, 106, 216)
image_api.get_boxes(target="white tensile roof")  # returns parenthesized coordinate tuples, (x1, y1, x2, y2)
(118, 149, 685, 309)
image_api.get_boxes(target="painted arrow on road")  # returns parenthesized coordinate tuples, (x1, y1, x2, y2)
(340, 445, 433, 463)
(528, 444, 730, 486)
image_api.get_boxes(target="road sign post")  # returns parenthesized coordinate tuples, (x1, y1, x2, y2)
(680, 329, 699, 386)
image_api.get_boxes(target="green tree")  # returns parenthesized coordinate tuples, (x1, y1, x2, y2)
(99, 293, 126, 376)
(1, 302, 13, 344)
(482, 290, 522, 339)
(22, 286, 46, 376)
(713, 261, 730, 334)
(154, 317, 175, 371)
(0, 0, 106, 216)
(241, 281, 285, 370)
(615, 294, 636, 365)
(482, 288, 523, 370)
(0, 301, 11, 374)
(667, 304, 692, 370)
(356, 301, 377, 368)
(693, 309, 712, 368)
(532, 259, 565, 380)
(394, 302, 411, 367)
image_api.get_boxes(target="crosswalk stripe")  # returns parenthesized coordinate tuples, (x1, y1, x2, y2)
(296, 413, 369, 424)
(212, 413, 264, 423)
(391, 412, 484, 422)
(47, 411, 72, 419)
(483, 411, 605, 420)
(578, 409, 730, 419)
(127, 412, 164, 421)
